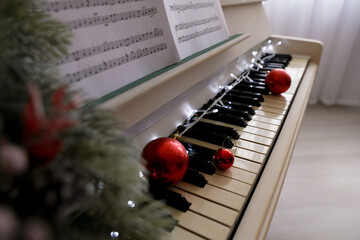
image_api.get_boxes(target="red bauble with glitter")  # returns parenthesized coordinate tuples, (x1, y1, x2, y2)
(142, 138, 189, 186)
(265, 69, 292, 94)
(213, 148, 234, 170)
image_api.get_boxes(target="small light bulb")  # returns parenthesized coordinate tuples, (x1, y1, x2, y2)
(110, 231, 119, 238)
(128, 200, 135, 208)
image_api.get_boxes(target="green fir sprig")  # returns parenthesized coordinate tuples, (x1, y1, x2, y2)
(0, 0, 175, 239)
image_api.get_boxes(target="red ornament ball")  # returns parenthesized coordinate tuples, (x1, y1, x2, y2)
(265, 68, 292, 94)
(142, 138, 189, 186)
(213, 148, 234, 170)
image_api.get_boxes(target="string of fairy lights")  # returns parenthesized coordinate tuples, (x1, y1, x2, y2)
(173, 39, 280, 139)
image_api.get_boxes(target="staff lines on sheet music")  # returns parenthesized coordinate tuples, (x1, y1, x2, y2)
(175, 15, 218, 31)
(169, 2, 214, 11)
(66, 7, 157, 30)
(63, 43, 167, 83)
(58, 28, 163, 65)
(178, 25, 221, 43)
(41, 0, 145, 12)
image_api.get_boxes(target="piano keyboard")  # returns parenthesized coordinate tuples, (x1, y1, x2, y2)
(157, 55, 310, 240)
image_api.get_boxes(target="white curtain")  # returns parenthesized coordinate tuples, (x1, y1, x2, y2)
(264, 0, 360, 106)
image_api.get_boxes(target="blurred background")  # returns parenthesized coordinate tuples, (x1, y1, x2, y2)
(263, 0, 360, 239)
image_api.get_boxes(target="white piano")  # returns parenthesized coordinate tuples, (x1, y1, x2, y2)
(100, 0, 322, 239)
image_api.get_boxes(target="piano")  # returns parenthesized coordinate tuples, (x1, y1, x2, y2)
(100, 1, 322, 239)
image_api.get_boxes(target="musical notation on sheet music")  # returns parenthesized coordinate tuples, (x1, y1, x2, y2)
(65, 7, 157, 29)
(169, 2, 214, 12)
(58, 28, 163, 64)
(178, 25, 222, 43)
(63, 43, 168, 83)
(175, 16, 219, 31)
(41, 0, 144, 12)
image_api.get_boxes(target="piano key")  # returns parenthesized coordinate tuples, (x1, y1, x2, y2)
(247, 120, 279, 132)
(252, 115, 282, 126)
(167, 207, 231, 240)
(254, 109, 284, 120)
(233, 147, 265, 164)
(203, 105, 251, 121)
(222, 94, 261, 107)
(188, 154, 216, 175)
(182, 128, 234, 148)
(205, 173, 251, 197)
(203, 113, 247, 127)
(169, 188, 238, 227)
(200, 118, 277, 139)
(181, 141, 215, 159)
(170, 226, 205, 240)
(233, 84, 269, 94)
(175, 181, 245, 211)
(237, 131, 273, 146)
(261, 100, 288, 110)
(216, 165, 256, 184)
(182, 169, 208, 188)
(237, 80, 267, 88)
(262, 95, 291, 105)
(191, 121, 240, 139)
(234, 139, 270, 155)
(150, 185, 191, 212)
(229, 89, 264, 102)
(220, 100, 255, 115)
(232, 157, 261, 174)
(255, 105, 286, 115)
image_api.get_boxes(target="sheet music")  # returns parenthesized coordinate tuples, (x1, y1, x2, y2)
(164, 0, 229, 59)
(43, 0, 179, 98)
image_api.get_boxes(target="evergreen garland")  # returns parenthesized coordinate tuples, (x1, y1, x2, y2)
(0, 0, 175, 239)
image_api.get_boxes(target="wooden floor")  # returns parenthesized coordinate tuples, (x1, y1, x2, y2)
(266, 104, 360, 240)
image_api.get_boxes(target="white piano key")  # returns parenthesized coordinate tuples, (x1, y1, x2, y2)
(261, 100, 288, 110)
(263, 94, 293, 102)
(238, 131, 273, 146)
(255, 110, 284, 121)
(168, 207, 231, 240)
(251, 115, 282, 126)
(170, 226, 206, 240)
(255, 105, 286, 115)
(233, 157, 261, 174)
(234, 138, 270, 154)
(247, 120, 279, 132)
(204, 173, 251, 197)
(240, 125, 277, 139)
(169, 188, 238, 227)
(216, 164, 257, 184)
(174, 181, 245, 211)
(233, 147, 266, 164)
(262, 96, 290, 106)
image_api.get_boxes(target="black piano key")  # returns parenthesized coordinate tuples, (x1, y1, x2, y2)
(192, 121, 240, 139)
(238, 80, 267, 88)
(249, 70, 267, 78)
(229, 89, 264, 102)
(181, 142, 215, 158)
(182, 127, 234, 148)
(220, 100, 256, 115)
(233, 84, 270, 95)
(150, 185, 191, 212)
(202, 103, 251, 121)
(182, 169, 208, 188)
(263, 63, 285, 69)
(265, 58, 289, 65)
(188, 154, 216, 175)
(248, 77, 266, 83)
(203, 112, 247, 128)
(222, 94, 261, 107)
